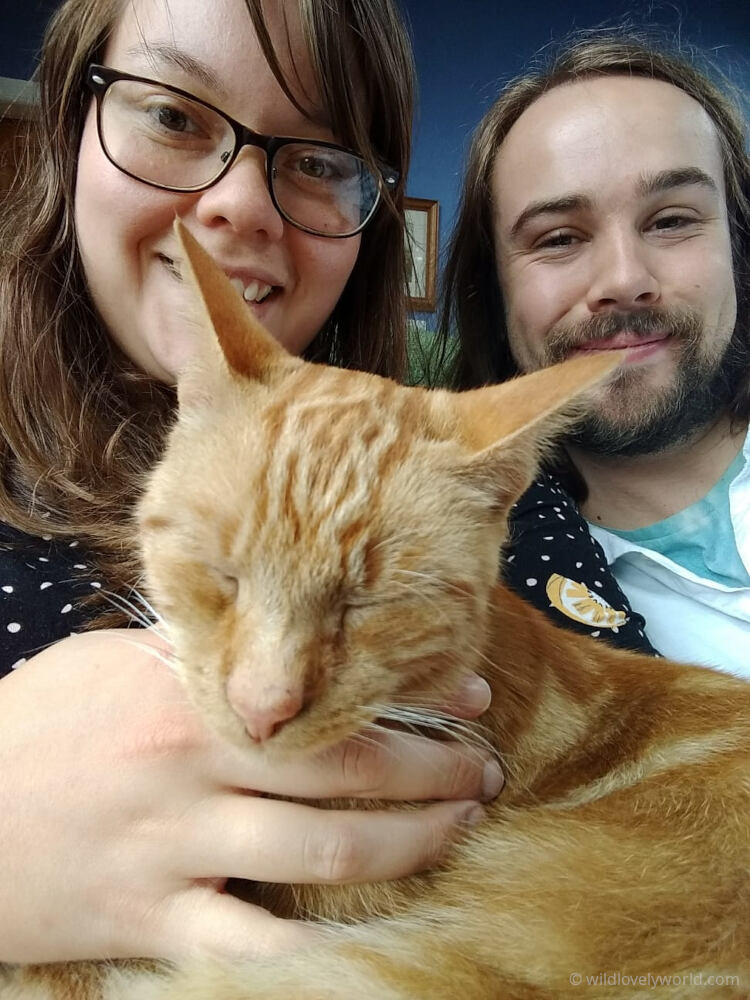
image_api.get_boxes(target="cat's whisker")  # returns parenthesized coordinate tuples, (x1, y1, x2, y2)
(350, 727, 409, 765)
(108, 633, 179, 674)
(362, 707, 492, 766)
(372, 704, 495, 759)
(394, 568, 480, 602)
(128, 581, 165, 628)
(97, 587, 160, 631)
(359, 720, 442, 770)
(384, 578, 453, 628)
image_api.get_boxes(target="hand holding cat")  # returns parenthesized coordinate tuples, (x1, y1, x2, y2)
(0, 629, 499, 964)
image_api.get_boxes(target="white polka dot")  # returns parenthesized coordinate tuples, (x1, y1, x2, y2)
(541, 555, 550, 562)
(73, 563, 87, 570)
(7, 622, 21, 633)
(553, 507, 561, 512)
(526, 578, 538, 586)
(2, 585, 13, 593)
(38, 556, 49, 563)
(61, 603, 73, 614)
(543, 536, 553, 541)
(40, 582, 53, 590)
(538, 514, 546, 519)
(506, 555, 515, 563)
(68, 541, 79, 548)
(90, 581, 102, 589)
(591, 630, 601, 637)
(594, 581, 603, 588)
(566, 534, 575, 540)
(575, 562, 583, 569)
(11, 658, 26, 669)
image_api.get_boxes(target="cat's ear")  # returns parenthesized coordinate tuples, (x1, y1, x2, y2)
(445, 351, 621, 507)
(173, 218, 298, 385)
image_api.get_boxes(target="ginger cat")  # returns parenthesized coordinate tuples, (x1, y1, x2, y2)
(6, 221, 749, 999)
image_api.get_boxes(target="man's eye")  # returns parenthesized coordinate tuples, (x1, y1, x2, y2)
(536, 231, 578, 250)
(651, 214, 692, 231)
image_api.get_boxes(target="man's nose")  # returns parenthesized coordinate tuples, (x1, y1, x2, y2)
(586, 228, 661, 312)
(193, 146, 285, 240)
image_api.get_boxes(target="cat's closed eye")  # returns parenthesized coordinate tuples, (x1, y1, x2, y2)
(205, 566, 239, 602)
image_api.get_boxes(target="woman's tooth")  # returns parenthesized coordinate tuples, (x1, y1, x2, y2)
(243, 280, 260, 302)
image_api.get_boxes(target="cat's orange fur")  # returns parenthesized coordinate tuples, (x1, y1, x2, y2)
(6, 221, 749, 999)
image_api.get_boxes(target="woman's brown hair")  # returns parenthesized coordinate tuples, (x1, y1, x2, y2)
(437, 31, 750, 400)
(0, 0, 415, 603)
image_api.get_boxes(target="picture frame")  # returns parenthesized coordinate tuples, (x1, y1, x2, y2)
(0, 78, 39, 198)
(404, 197, 439, 312)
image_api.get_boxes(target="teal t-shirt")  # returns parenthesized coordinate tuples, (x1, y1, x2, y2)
(607, 450, 750, 588)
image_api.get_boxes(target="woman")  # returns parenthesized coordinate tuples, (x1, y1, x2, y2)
(0, 0, 499, 966)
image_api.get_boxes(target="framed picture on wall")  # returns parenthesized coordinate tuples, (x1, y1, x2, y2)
(404, 197, 439, 312)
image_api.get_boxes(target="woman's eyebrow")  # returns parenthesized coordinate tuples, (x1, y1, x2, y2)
(124, 43, 228, 98)
(123, 41, 332, 131)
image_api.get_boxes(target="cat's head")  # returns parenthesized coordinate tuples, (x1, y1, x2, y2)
(137, 221, 619, 757)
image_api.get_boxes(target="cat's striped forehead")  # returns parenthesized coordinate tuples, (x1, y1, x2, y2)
(251, 368, 427, 532)
(208, 364, 468, 595)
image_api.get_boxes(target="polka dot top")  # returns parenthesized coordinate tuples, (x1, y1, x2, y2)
(0, 522, 106, 675)
(504, 474, 658, 655)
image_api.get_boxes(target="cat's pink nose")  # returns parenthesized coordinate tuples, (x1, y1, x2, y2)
(226, 676, 304, 743)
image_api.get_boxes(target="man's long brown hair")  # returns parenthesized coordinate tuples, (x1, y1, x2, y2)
(0, 0, 415, 604)
(437, 31, 750, 413)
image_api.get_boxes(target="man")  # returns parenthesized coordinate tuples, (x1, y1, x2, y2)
(440, 34, 750, 677)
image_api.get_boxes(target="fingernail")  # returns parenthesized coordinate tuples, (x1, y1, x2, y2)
(481, 759, 504, 801)
(459, 804, 486, 827)
(456, 674, 492, 713)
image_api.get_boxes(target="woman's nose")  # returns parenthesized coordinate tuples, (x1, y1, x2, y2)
(193, 146, 285, 241)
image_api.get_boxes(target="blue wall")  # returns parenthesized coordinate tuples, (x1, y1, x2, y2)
(402, 0, 750, 295)
(1, 0, 56, 80)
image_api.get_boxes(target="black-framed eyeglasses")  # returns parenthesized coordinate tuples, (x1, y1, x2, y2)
(85, 64, 399, 239)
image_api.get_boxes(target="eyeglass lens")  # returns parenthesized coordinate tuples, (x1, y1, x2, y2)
(98, 78, 380, 236)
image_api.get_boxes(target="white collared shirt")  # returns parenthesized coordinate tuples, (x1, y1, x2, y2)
(588, 432, 750, 680)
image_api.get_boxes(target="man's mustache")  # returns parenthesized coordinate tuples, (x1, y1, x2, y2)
(544, 309, 703, 364)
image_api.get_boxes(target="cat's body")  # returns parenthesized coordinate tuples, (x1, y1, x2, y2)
(6, 222, 749, 999)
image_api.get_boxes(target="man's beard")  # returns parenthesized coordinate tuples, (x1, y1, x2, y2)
(539, 308, 746, 457)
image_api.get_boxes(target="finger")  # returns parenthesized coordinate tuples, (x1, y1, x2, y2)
(210, 729, 502, 802)
(440, 673, 492, 719)
(150, 888, 323, 962)
(184, 795, 485, 883)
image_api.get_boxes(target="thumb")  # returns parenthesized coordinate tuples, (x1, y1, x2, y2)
(154, 887, 322, 962)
